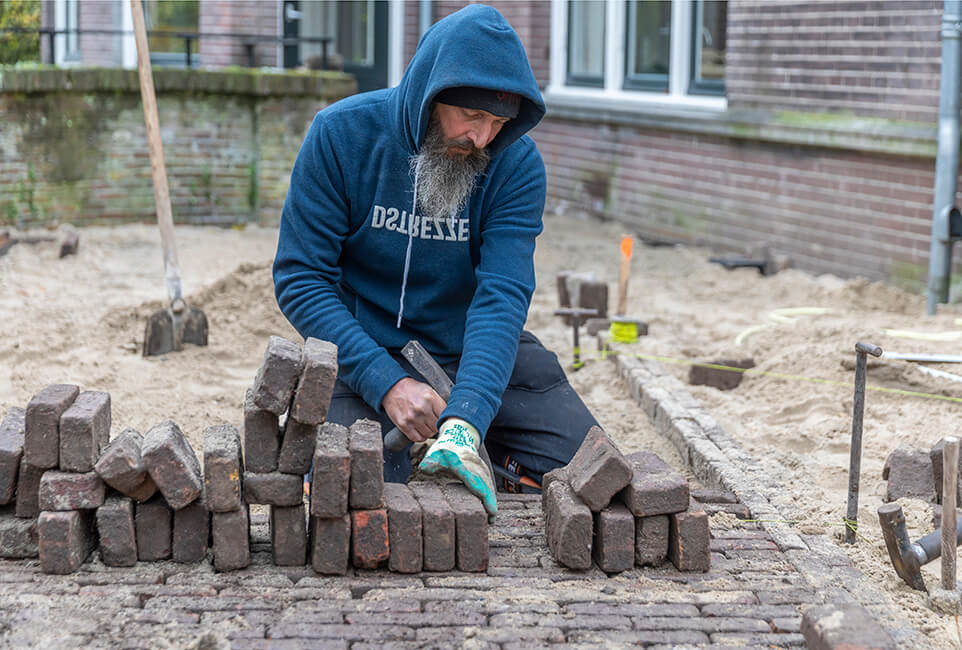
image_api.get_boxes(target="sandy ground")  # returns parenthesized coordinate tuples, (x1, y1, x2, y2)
(2, 211, 962, 646)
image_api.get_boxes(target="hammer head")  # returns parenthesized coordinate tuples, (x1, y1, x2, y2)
(878, 503, 927, 592)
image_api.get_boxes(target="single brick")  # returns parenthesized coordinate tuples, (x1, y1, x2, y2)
(277, 419, 317, 475)
(0, 407, 25, 504)
(567, 425, 633, 511)
(251, 336, 304, 415)
(688, 358, 755, 391)
(442, 483, 488, 572)
(0, 508, 38, 558)
(15, 461, 43, 518)
(39, 471, 105, 510)
(383, 482, 422, 573)
(96, 495, 137, 567)
(883, 446, 935, 503)
(668, 499, 711, 572)
(311, 422, 350, 517)
(691, 488, 738, 504)
(349, 418, 383, 509)
(801, 603, 895, 650)
(25, 384, 79, 469)
(95, 428, 155, 499)
(540, 466, 570, 513)
(142, 420, 203, 510)
(619, 451, 690, 517)
(930, 438, 962, 505)
(173, 498, 210, 563)
(212, 506, 251, 571)
(243, 471, 303, 506)
(242, 388, 280, 473)
(408, 481, 455, 571)
(577, 279, 608, 320)
(203, 424, 244, 512)
(290, 337, 338, 425)
(351, 508, 389, 569)
(38, 510, 95, 574)
(544, 479, 592, 570)
(136, 495, 172, 561)
(270, 504, 307, 566)
(635, 514, 669, 567)
(309, 514, 350, 575)
(593, 502, 634, 573)
(59, 390, 111, 472)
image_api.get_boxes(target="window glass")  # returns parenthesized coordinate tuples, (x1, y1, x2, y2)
(624, 0, 670, 91)
(65, 0, 78, 56)
(144, 0, 198, 55)
(567, 0, 605, 87)
(691, 0, 726, 94)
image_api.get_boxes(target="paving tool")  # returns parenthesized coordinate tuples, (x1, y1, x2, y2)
(942, 437, 960, 591)
(878, 501, 962, 592)
(844, 341, 882, 544)
(609, 236, 645, 344)
(130, 0, 208, 357)
(553, 307, 597, 370)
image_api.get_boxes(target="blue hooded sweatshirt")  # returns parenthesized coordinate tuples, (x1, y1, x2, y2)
(273, 4, 547, 437)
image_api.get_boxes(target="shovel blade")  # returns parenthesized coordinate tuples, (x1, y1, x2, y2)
(143, 309, 176, 356)
(182, 307, 208, 346)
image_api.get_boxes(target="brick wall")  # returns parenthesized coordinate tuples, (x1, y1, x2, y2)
(0, 68, 355, 228)
(727, 1, 942, 122)
(199, 1, 279, 68)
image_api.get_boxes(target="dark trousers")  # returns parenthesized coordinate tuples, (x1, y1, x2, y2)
(327, 331, 598, 485)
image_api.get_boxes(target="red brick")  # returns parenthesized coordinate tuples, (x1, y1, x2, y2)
(408, 481, 455, 571)
(351, 508, 389, 569)
(290, 337, 338, 426)
(15, 461, 43, 518)
(544, 479, 592, 570)
(619, 451, 690, 517)
(142, 421, 203, 510)
(243, 471, 302, 506)
(212, 505, 251, 571)
(669, 499, 711, 572)
(38, 510, 95, 574)
(271, 504, 307, 566)
(173, 498, 210, 563)
(25, 384, 79, 469)
(95, 428, 155, 500)
(309, 514, 350, 575)
(567, 426, 633, 511)
(442, 483, 488, 572)
(349, 419, 383, 509)
(203, 424, 243, 512)
(0, 407, 25, 504)
(383, 483, 422, 573)
(96, 495, 137, 567)
(593, 502, 634, 573)
(311, 423, 350, 517)
(277, 418, 317, 475)
(136, 494, 172, 561)
(242, 388, 279, 473)
(59, 390, 111, 473)
(39, 470, 105, 511)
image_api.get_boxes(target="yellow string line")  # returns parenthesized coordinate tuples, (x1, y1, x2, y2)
(732, 517, 875, 544)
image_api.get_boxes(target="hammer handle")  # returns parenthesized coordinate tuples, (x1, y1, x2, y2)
(915, 514, 962, 565)
(384, 341, 454, 452)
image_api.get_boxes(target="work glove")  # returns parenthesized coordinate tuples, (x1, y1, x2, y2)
(418, 417, 497, 521)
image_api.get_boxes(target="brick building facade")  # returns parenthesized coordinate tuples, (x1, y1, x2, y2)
(31, 1, 961, 290)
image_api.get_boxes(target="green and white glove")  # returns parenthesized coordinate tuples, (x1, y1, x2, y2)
(418, 417, 497, 521)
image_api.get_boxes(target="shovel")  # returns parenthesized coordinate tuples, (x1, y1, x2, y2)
(130, 0, 208, 356)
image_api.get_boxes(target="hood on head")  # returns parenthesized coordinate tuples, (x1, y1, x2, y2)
(393, 4, 546, 157)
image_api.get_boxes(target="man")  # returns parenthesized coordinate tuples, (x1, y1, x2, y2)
(273, 5, 597, 520)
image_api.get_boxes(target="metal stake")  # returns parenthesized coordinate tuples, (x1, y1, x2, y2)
(943, 437, 960, 590)
(845, 341, 883, 543)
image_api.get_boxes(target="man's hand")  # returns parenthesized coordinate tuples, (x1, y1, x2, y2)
(418, 418, 497, 521)
(382, 377, 446, 443)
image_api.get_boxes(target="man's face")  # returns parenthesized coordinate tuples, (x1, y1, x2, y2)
(433, 102, 510, 157)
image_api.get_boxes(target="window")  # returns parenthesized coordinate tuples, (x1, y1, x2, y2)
(53, 0, 80, 64)
(551, 0, 727, 108)
(143, 0, 199, 67)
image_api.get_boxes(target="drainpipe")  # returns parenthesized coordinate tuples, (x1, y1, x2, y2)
(927, 0, 962, 315)
(419, 0, 432, 38)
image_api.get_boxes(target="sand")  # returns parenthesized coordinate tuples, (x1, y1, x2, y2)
(2, 211, 962, 645)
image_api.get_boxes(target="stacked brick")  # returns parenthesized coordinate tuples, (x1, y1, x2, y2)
(543, 425, 709, 574)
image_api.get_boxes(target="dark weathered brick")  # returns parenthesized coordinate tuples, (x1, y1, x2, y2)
(0, 508, 38, 558)
(278, 419, 317, 475)
(96, 495, 137, 567)
(540, 466, 569, 512)
(15, 461, 43, 518)
(567, 425, 632, 511)
(309, 514, 350, 575)
(38, 471, 105, 510)
(271, 504, 307, 566)
(688, 358, 755, 390)
(408, 481, 455, 571)
(212, 505, 251, 571)
(884, 446, 935, 503)
(593, 502, 634, 573)
(252, 336, 304, 415)
(691, 487, 738, 504)
(669, 499, 710, 572)
(619, 451, 690, 517)
(38, 509, 95, 574)
(383, 482, 422, 573)
(930, 437, 962, 505)
(349, 418, 383, 509)
(25, 384, 79, 469)
(94, 428, 155, 500)
(243, 471, 302, 506)
(136, 494, 172, 561)
(544, 479, 591, 570)
(442, 483, 488, 572)
(141, 420, 203, 510)
(242, 388, 280, 473)
(311, 422, 350, 517)
(203, 424, 243, 512)
(351, 508, 389, 569)
(635, 514, 669, 567)
(0, 407, 25, 505)
(290, 337, 338, 425)
(59, 390, 111, 473)
(173, 498, 210, 563)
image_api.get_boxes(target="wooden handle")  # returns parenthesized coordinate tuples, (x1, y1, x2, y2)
(130, 0, 183, 310)
(616, 236, 633, 316)
(943, 437, 959, 590)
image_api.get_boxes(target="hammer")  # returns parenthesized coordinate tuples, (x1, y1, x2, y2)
(878, 501, 962, 592)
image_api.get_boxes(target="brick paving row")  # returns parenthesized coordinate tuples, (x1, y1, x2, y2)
(0, 493, 817, 648)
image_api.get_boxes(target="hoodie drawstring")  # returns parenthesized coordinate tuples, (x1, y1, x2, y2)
(397, 160, 420, 328)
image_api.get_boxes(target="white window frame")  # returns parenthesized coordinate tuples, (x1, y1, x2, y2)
(53, 0, 81, 65)
(547, 0, 726, 112)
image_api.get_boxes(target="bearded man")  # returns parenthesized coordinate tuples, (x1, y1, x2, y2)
(273, 5, 597, 519)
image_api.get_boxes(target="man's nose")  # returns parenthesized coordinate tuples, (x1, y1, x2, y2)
(467, 123, 494, 149)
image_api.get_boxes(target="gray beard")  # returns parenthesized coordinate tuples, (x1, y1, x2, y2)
(410, 120, 490, 221)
